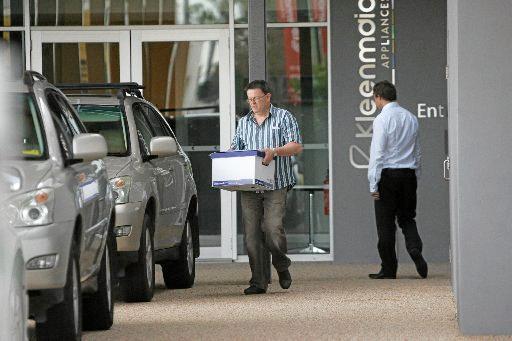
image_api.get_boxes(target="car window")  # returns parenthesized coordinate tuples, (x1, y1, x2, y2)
(47, 92, 74, 136)
(55, 93, 87, 134)
(3, 93, 47, 160)
(132, 103, 155, 156)
(46, 91, 75, 160)
(143, 104, 169, 137)
(46, 91, 85, 135)
(75, 104, 130, 156)
(144, 104, 182, 149)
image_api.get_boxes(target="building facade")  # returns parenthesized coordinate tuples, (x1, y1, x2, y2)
(0, 0, 448, 264)
(5, 1, 512, 335)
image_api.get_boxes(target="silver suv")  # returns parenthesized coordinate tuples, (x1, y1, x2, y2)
(0, 72, 116, 339)
(62, 83, 199, 302)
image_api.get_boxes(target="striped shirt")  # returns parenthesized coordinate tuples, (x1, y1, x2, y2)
(231, 104, 302, 189)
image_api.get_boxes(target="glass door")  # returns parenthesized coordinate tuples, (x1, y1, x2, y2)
(31, 30, 130, 84)
(131, 29, 233, 259)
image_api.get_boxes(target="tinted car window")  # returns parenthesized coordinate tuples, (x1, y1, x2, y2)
(55, 94, 87, 134)
(4, 93, 47, 160)
(46, 91, 75, 160)
(75, 104, 130, 156)
(132, 103, 155, 156)
(47, 91, 85, 135)
(143, 104, 169, 137)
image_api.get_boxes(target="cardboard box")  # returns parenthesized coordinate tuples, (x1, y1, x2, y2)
(210, 150, 275, 191)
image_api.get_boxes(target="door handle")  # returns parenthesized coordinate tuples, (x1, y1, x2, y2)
(443, 156, 450, 181)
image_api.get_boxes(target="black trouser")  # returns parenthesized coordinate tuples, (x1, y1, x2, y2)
(374, 168, 423, 275)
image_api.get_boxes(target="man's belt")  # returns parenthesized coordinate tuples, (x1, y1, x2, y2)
(382, 168, 415, 175)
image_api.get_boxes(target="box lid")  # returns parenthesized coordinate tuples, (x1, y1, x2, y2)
(210, 150, 265, 159)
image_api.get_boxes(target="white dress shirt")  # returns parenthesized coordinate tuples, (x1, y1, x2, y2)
(368, 102, 421, 193)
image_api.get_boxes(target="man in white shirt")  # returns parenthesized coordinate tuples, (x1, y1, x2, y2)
(368, 80, 428, 279)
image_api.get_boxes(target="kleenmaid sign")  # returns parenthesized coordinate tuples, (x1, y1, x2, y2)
(331, 0, 449, 263)
(350, 0, 394, 169)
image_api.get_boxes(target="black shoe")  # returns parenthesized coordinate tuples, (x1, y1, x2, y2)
(368, 271, 396, 279)
(277, 270, 292, 289)
(410, 250, 428, 278)
(244, 286, 266, 295)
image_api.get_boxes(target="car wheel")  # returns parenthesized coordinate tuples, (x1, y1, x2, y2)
(125, 212, 155, 302)
(162, 219, 196, 289)
(36, 242, 81, 341)
(82, 230, 115, 330)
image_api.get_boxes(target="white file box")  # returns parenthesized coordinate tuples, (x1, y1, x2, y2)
(210, 150, 275, 191)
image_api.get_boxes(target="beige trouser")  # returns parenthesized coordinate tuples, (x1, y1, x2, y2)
(240, 188, 291, 290)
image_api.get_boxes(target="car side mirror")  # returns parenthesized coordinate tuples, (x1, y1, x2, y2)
(73, 133, 108, 162)
(149, 136, 178, 158)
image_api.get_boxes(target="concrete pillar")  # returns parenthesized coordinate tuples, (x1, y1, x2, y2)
(248, 0, 266, 81)
(448, 0, 512, 335)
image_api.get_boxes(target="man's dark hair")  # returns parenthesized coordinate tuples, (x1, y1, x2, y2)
(373, 80, 397, 101)
(244, 80, 272, 94)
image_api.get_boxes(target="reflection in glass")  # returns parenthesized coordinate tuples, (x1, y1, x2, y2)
(142, 40, 221, 247)
(0, 0, 23, 26)
(267, 0, 327, 23)
(30, 0, 229, 26)
(233, 0, 327, 24)
(234, 29, 248, 115)
(142, 41, 219, 122)
(0, 31, 24, 79)
(42, 43, 119, 85)
(234, 0, 247, 24)
(237, 26, 330, 255)
(267, 27, 328, 144)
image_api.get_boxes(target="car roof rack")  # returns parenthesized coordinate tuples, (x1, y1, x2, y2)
(23, 71, 47, 86)
(57, 82, 145, 99)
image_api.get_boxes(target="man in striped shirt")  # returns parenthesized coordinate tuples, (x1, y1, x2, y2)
(231, 80, 303, 295)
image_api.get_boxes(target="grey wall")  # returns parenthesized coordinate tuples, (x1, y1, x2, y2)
(448, 0, 512, 335)
(330, 0, 449, 263)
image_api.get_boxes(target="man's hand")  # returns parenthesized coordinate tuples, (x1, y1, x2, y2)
(371, 192, 380, 200)
(262, 148, 275, 166)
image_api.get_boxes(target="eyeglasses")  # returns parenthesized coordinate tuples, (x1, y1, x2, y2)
(246, 94, 267, 103)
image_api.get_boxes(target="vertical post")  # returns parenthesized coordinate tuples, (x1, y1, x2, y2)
(248, 0, 270, 279)
(24, 0, 31, 70)
(248, 0, 266, 81)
